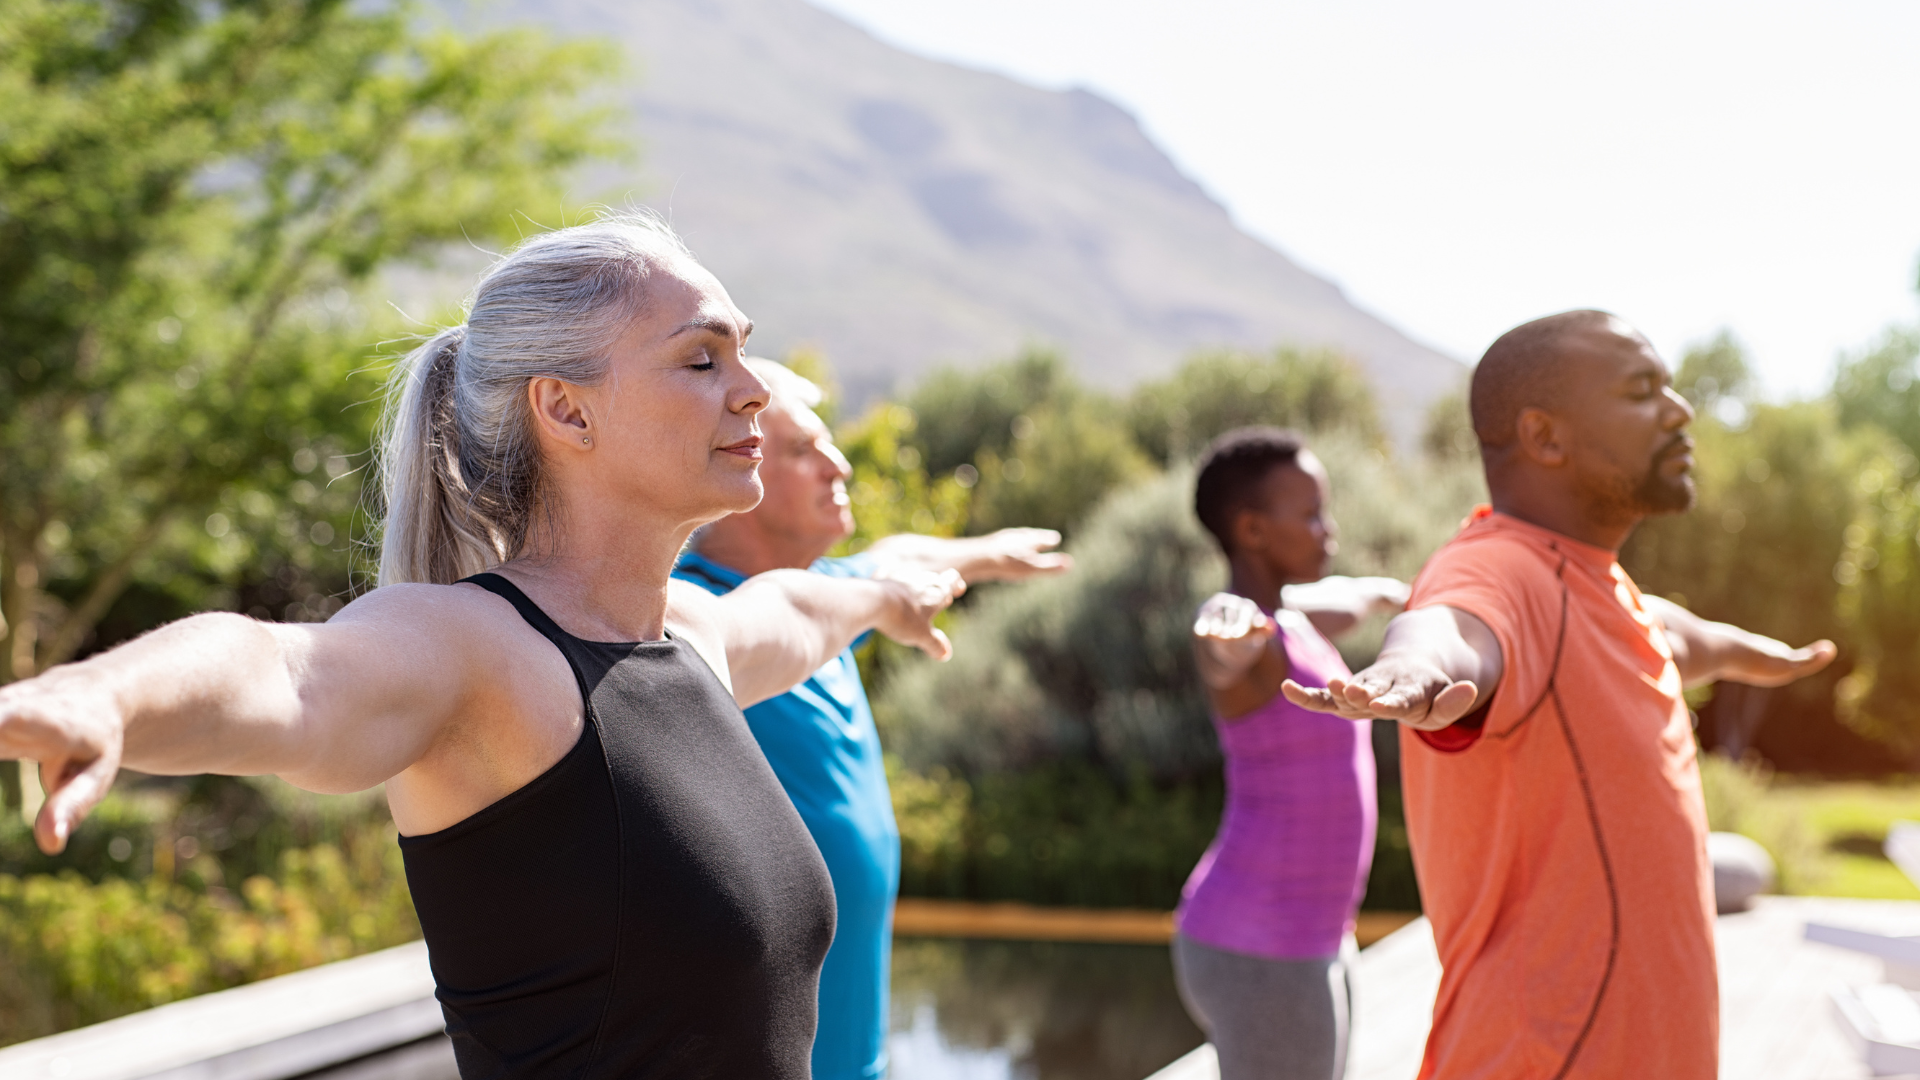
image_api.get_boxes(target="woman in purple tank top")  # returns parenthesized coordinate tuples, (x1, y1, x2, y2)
(1177, 427, 1408, 1080)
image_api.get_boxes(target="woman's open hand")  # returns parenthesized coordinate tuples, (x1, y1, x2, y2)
(1193, 593, 1277, 691)
(873, 569, 967, 660)
(0, 669, 126, 854)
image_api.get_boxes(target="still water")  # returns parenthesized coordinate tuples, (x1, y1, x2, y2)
(888, 939, 1202, 1080)
(311, 939, 1202, 1080)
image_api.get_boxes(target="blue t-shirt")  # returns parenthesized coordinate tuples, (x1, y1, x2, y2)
(671, 550, 901, 1080)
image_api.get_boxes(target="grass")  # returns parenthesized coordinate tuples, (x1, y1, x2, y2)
(1774, 779, 1920, 900)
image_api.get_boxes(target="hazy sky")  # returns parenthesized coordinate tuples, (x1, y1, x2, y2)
(807, 0, 1920, 398)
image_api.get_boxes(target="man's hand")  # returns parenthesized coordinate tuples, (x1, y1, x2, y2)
(1281, 605, 1502, 732)
(1642, 596, 1837, 689)
(1192, 593, 1276, 691)
(872, 569, 967, 661)
(958, 528, 1074, 582)
(1282, 659, 1480, 731)
(0, 668, 127, 854)
(1718, 638, 1838, 687)
(867, 528, 1072, 584)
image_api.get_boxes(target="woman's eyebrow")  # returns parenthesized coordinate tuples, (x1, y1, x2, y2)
(668, 315, 753, 340)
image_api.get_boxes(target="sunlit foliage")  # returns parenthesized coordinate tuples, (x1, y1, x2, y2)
(0, 0, 621, 681)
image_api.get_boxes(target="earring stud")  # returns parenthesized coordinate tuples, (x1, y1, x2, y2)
(582, 436, 591, 446)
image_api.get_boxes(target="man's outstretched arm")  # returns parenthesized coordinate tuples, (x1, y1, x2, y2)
(864, 528, 1072, 583)
(1641, 596, 1836, 689)
(1282, 605, 1504, 731)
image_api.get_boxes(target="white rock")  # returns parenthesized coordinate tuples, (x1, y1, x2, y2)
(1710, 831, 1777, 914)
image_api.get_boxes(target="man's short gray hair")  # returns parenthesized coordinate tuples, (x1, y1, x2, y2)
(746, 357, 824, 410)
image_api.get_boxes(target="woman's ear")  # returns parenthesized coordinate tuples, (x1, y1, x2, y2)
(527, 377, 593, 449)
(1229, 505, 1266, 556)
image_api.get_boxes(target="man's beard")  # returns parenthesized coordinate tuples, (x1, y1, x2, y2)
(1630, 436, 1696, 515)
(1584, 436, 1696, 521)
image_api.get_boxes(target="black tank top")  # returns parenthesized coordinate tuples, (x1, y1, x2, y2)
(399, 573, 836, 1079)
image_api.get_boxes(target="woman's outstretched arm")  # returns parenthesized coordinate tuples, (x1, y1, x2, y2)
(669, 569, 965, 708)
(0, 584, 497, 853)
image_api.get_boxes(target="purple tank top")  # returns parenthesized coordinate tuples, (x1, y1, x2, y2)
(1176, 610, 1377, 960)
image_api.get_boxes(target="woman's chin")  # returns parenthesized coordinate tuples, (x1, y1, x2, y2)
(718, 475, 765, 515)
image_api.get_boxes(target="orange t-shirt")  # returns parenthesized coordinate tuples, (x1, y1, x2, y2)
(1401, 508, 1716, 1080)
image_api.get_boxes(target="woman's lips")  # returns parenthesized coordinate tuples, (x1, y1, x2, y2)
(718, 436, 763, 461)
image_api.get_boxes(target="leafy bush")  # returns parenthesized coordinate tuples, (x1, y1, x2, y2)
(888, 738, 1421, 912)
(0, 815, 416, 1048)
(892, 758, 1221, 909)
(876, 469, 1221, 780)
(1697, 753, 1822, 894)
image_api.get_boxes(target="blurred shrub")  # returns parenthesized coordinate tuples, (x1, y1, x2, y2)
(892, 759, 1222, 909)
(1833, 446, 1920, 753)
(1126, 347, 1384, 465)
(904, 350, 1082, 477)
(966, 399, 1153, 538)
(1, 775, 394, 888)
(1622, 397, 1920, 759)
(889, 748, 1419, 912)
(876, 469, 1221, 780)
(1698, 752, 1822, 894)
(0, 813, 416, 1048)
(1833, 326, 1920, 458)
(833, 401, 972, 553)
(896, 350, 1152, 538)
(1421, 388, 1477, 463)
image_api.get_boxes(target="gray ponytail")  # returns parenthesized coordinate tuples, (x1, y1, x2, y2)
(376, 211, 695, 586)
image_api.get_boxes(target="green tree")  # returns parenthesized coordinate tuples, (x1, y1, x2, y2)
(0, 0, 620, 685)
(1420, 388, 1476, 463)
(1833, 326, 1920, 457)
(1673, 329, 1758, 415)
(1620, 399, 1918, 757)
(902, 350, 1150, 538)
(1126, 346, 1383, 465)
(1833, 446, 1920, 753)
(832, 401, 972, 553)
(904, 349, 1081, 477)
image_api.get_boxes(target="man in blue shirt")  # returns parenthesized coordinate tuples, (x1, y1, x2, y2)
(674, 359, 1069, 1080)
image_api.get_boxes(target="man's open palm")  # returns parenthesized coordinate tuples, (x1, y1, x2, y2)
(1283, 658, 1480, 731)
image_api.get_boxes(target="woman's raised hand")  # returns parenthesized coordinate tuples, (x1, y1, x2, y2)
(1192, 592, 1276, 691)
(0, 669, 126, 854)
(872, 569, 967, 661)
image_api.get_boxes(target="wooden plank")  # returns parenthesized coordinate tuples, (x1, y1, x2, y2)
(890, 898, 1417, 946)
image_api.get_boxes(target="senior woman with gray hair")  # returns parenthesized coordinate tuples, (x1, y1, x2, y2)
(0, 212, 962, 1079)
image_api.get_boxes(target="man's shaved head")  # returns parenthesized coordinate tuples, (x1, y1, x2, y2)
(1466, 308, 1697, 547)
(1470, 309, 1622, 448)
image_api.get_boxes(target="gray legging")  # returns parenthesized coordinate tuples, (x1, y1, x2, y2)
(1171, 932, 1357, 1080)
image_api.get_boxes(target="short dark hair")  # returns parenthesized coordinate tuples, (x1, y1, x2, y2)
(1194, 426, 1306, 553)
(1471, 309, 1615, 448)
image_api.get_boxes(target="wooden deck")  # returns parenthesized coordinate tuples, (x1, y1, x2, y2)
(1148, 895, 1920, 1080)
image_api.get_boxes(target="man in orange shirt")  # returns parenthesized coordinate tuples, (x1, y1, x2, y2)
(1283, 310, 1836, 1078)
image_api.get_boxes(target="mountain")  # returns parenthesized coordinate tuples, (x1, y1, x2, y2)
(460, 0, 1466, 439)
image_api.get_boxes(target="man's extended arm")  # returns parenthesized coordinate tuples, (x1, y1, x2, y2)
(863, 528, 1071, 583)
(1282, 605, 1504, 731)
(1641, 596, 1836, 688)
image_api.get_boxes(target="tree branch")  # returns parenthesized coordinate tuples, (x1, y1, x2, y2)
(37, 512, 175, 670)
